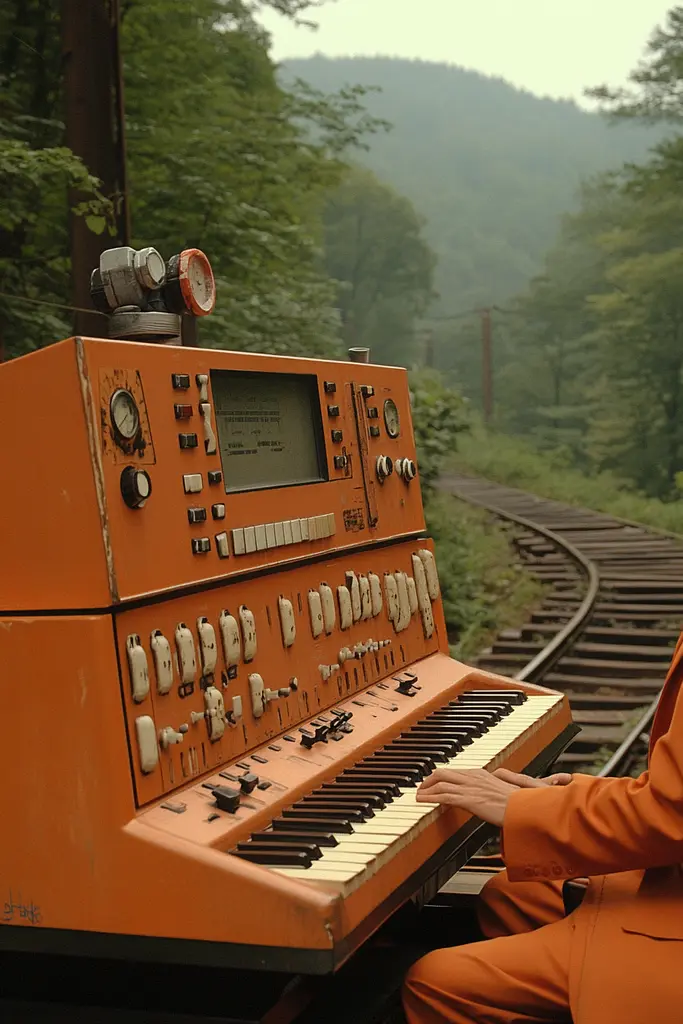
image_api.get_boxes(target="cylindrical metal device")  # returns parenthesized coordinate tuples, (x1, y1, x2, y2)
(348, 347, 370, 363)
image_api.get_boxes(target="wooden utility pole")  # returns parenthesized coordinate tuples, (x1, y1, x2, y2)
(480, 307, 493, 424)
(62, 0, 129, 337)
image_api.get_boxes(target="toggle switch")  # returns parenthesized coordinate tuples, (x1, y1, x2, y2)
(159, 725, 187, 748)
(203, 783, 240, 814)
(199, 402, 217, 455)
(239, 773, 259, 794)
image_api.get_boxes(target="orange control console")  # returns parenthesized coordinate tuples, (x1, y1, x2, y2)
(0, 337, 577, 976)
(0, 337, 423, 611)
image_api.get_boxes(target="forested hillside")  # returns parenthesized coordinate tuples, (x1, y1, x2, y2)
(283, 55, 659, 313)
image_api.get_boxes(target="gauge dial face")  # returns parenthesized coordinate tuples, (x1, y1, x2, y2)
(383, 398, 400, 438)
(110, 389, 140, 441)
(179, 249, 216, 316)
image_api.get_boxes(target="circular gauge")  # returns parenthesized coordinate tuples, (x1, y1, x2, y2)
(164, 249, 216, 317)
(110, 389, 140, 441)
(383, 398, 401, 438)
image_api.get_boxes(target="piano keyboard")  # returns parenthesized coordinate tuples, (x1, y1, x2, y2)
(230, 691, 562, 891)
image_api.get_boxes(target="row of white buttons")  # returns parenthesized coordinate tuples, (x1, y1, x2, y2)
(232, 514, 336, 556)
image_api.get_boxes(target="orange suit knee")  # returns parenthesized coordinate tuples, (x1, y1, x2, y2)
(477, 869, 565, 938)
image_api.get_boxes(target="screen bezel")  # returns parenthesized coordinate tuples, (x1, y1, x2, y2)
(210, 368, 329, 495)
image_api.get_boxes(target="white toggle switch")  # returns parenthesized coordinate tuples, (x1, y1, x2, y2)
(197, 617, 217, 675)
(337, 586, 353, 630)
(412, 555, 435, 639)
(126, 634, 150, 703)
(249, 673, 266, 718)
(359, 575, 372, 620)
(418, 549, 440, 599)
(150, 631, 174, 695)
(196, 373, 209, 402)
(230, 695, 243, 722)
(345, 571, 362, 622)
(308, 590, 324, 639)
(264, 688, 281, 702)
(319, 664, 340, 681)
(278, 596, 296, 648)
(135, 716, 159, 774)
(175, 623, 197, 684)
(199, 402, 217, 455)
(239, 606, 257, 662)
(406, 576, 419, 616)
(395, 572, 411, 632)
(368, 573, 383, 617)
(339, 646, 354, 663)
(204, 685, 226, 741)
(219, 610, 241, 667)
(159, 725, 185, 749)
(319, 583, 336, 633)
(384, 574, 400, 624)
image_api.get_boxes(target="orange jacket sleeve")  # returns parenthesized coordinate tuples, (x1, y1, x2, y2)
(501, 696, 683, 881)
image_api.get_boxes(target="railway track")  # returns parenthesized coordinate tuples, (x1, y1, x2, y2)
(441, 473, 683, 776)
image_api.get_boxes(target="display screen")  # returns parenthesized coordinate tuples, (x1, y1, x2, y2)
(210, 370, 328, 493)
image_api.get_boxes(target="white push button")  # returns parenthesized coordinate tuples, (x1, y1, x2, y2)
(395, 572, 411, 632)
(278, 596, 296, 648)
(346, 571, 362, 622)
(412, 555, 435, 639)
(230, 695, 243, 722)
(199, 402, 217, 455)
(249, 673, 266, 718)
(219, 610, 241, 667)
(368, 573, 383, 617)
(204, 685, 226, 741)
(150, 631, 174, 695)
(384, 573, 400, 624)
(265, 523, 277, 548)
(337, 586, 353, 630)
(183, 473, 203, 494)
(196, 373, 209, 402)
(215, 532, 229, 559)
(308, 590, 324, 638)
(175, 623, 197, 684)
(359, 575, 372, 620)
(244, 527, 257, 553)
(239, 605, 257, 662)
(255, 525, 267, 551)
(135, 716, 159, 774)
(274, 521, 285, 546)
(406, 576, 419, 616)
(231, 528, 246, 556)
(197, 617, 217, 675)
(418, 549, 440, 599)
(126, 634, 150, 703)
(319, 583, 336, 633)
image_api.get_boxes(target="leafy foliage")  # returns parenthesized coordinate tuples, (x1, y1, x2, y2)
(408, 368, 470, 493)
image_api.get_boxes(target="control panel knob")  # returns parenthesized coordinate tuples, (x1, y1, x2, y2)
(299, 723, 330, 749)
(120, 466, 152, 509)
(375, 455, 394, 482)
(211, 785, 241, 813)
(239, 772, 259, 794)
(396, 458, 417, 482)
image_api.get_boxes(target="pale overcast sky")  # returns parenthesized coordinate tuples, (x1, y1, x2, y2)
(259, 1, 673, 106)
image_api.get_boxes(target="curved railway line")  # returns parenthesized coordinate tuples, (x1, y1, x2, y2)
(441, 473, 683, 778)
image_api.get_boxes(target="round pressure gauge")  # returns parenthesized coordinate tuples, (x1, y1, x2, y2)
(110, 389, 140, 441)
(164, 249, 216, 317)
(383, 398, 400, 439)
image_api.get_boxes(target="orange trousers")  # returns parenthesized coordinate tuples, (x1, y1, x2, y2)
(402, 870, 683, 1023)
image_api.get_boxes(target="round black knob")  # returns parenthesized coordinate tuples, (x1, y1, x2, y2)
(120, 466, 152, 509)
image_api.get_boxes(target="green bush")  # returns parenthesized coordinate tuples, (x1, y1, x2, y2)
(452, 426, 683, 535)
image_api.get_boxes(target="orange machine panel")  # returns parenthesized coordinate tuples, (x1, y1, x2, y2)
(116, 538, 446, 807)
(0, 338, 424, 611)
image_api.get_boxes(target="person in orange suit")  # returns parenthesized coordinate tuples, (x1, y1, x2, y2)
(403, 637, 683, 1024)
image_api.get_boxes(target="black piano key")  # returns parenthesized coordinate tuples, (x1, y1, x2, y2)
(448, 699, 507, 715)
(273, 816, 355, 834)
(407, 727, 476, 745)
(326, 778, 402, 797)
(388, 740, 456, 760)
(317, 785, 389, 808)
(365, 755, 432, 778)
(357, 760, 423, 783)
(252, 829, 339, 847)
(456, 691, 525, 705)
(342, 769, 417, 787)
(297, 800, 373, 819)
(233, 849, 313, 867)
(372, 752, 436, 772)
(304, 794, 377, 814)
(238, 840, 323, 860)
(284, 806, 365, 823)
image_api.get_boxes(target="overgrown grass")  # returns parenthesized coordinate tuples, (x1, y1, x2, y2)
(425, 491, 544, 661)
(451, 426, 683, 535)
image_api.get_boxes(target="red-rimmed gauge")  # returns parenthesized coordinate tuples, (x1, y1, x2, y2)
(164, 249, 216, 317)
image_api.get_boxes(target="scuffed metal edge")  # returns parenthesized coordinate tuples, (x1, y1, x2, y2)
(75, 338, 119, 602)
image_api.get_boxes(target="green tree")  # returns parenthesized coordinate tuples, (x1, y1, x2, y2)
(322, 167, 435, 365)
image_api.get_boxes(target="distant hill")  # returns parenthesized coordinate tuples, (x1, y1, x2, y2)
(283, 56, 660, 312)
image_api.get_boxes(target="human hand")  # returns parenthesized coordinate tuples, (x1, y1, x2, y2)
(493, 769, 573, 789)
(415, 768, 519, 827)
